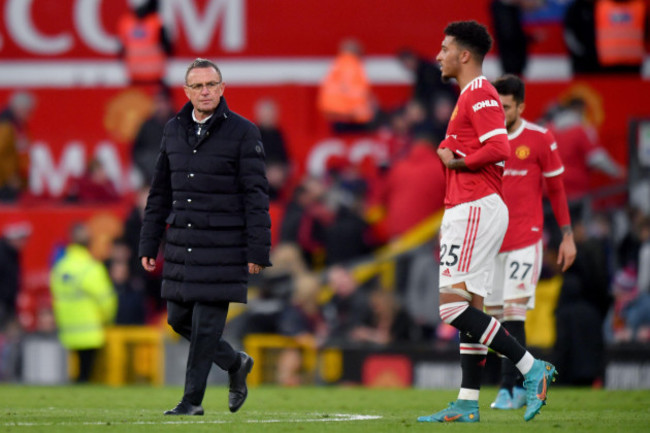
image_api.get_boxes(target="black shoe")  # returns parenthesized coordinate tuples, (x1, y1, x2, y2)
(164, 400, 204, 416)
(228, 351, 254, 413)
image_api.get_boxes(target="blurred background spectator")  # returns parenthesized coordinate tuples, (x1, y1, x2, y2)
(110, 239, 146, 325)
(0, 91, 35, 202)
(565, 0, 647, 75)
(490, 0, 530, 75)
(396, 48, 457, 116)
(564, 0, 601, 74)
(594, 0, 646, 74)
(117, 0, 172, 88)
(321, 266, 372, 345)
(379, 136, 445, 240)
(0, 222, 31, 330)
(606, 215, 650, 343)
(254, 98, 292, 203)
(276, 273, 327, 386)
(546, 97, 626, 218)
(318, 39, 375, 133)
(131, 86, 175, 185)
(348, 289, 417, 346)
(49, 223, 116, 383)
(122, 185, 164, 320)
(64, 159, 121, 204)
(553, 217, 612, 385)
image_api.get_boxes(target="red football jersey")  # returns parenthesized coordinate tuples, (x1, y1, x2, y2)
(500, 120, 565, 252)
(441, 76, 508, 208)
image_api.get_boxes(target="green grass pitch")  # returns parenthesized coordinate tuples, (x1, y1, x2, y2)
(1, 385, 648, 432)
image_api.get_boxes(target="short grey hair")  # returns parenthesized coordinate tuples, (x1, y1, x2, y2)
(185, 58, 222, 84)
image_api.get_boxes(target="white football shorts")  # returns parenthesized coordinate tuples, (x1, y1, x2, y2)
(485, 239, 543, 309)
(438, 193, 508, 298)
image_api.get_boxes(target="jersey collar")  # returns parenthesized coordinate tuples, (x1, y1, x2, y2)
(460, 75, 487, 95)
(508, 119, 527, 140)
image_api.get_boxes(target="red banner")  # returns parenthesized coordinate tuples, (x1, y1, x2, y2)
(0, 0, 572, 60)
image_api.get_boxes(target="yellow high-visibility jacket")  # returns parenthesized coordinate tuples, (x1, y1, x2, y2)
(50, 245, 117, 350)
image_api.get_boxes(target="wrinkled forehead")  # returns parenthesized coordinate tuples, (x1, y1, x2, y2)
(187, 66, 221, 83)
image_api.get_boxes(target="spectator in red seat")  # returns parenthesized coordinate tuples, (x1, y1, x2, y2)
(65, 159, 120, 204)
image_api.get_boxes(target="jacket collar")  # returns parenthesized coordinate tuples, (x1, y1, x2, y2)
(176, 96, 230, 130)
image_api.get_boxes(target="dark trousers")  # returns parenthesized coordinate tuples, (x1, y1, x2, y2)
(76, 348, 97, 383)
(167, 300, 239, 405)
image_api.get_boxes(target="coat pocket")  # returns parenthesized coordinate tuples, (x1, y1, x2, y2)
(209, 214, 245, 228)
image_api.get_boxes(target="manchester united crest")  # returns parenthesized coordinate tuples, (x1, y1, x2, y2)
(515, 145, 530, 159)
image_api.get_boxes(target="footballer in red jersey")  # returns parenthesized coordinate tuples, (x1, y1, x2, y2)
(441, 75, 508, 208)
(484, 74, 576, 412)
(418, 21, 557, 425)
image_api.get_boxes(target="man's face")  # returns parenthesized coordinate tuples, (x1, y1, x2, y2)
(436, 35, 462, 82)
(184, 67, 224, 115)
(498, 94, 525, 131)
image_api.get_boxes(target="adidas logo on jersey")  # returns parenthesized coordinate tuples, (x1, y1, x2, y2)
(472, 99, 499, 112)
(442, 268, 452, 277)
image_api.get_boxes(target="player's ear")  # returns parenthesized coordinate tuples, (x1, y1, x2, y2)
(459, 49, 472, 64)
(518, 102, 526, 116)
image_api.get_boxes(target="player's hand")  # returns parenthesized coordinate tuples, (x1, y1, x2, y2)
(141, 256, 156, 272)
(557, 232, 577, 272)
(437, 147, 466, 170)
(437, 147, 455, 166)
(437, 147, 454, 168)
(248, 263, 265, 274)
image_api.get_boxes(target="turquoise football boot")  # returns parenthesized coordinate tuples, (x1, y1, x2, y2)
(512, 386, 527, 409)
(523, 360, 558, 421)
(417, 399, 480, 423)
(490, 388, 513, 409)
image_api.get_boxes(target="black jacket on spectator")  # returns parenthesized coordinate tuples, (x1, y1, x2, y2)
(139, 97, 271, 304)
(0, 239, 20, 326)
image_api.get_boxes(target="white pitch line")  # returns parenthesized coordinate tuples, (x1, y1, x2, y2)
(0, 413, 383, 427)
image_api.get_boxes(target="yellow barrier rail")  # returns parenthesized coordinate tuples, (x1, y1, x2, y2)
(94, 325, 165, 386)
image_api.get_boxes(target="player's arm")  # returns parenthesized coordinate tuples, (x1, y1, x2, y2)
(545, 174, 576, 272)
(439, 135, 509, 171)
(436, 134, 508, 170)
(463, 133, 509, 170)
(463, 88, 510, 170)
(541, 130, 576, 272)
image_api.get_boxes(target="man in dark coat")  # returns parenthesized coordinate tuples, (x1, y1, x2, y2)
(139, 58, 271, 416)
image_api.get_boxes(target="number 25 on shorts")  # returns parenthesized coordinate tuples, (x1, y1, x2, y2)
(440, 243, 461, 267)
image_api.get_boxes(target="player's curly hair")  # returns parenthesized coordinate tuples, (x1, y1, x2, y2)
(444, 21, 492, 61)
(493, 74, 525, 104)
